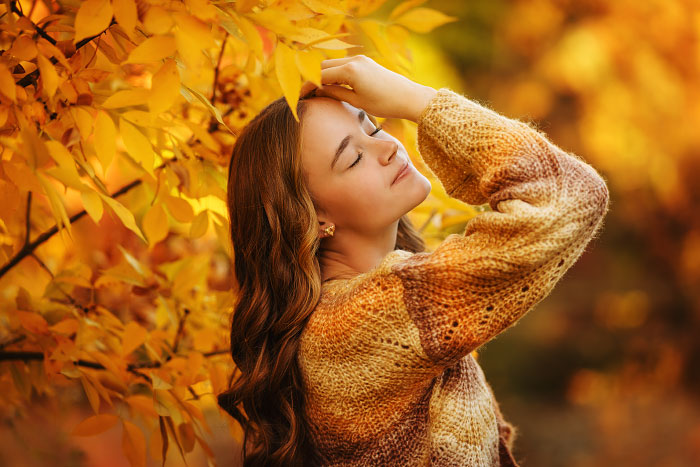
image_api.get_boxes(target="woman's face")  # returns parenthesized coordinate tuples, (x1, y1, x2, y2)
(300, 96, 432, 235)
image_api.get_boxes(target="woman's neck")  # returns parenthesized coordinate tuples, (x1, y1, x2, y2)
(318, 221, 399, 283)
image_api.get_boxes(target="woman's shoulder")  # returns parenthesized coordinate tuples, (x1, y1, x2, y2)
(302, 248, 419, 341)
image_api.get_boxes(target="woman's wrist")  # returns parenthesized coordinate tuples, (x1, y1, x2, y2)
(404, 85, 438, 123)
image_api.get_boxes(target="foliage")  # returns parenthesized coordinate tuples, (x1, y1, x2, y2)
(0, 0, 463, 464)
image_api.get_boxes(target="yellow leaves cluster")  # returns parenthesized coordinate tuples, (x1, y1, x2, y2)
(0, 0, 459, 465)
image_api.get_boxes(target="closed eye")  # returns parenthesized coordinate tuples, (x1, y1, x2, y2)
(349, 125, 383, 169)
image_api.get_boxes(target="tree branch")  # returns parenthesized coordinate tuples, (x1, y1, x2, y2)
(0, 178, 143, 280)
(10, 1, 57, 46)
(172, 308, 191, 354)
(211, 32, 228, 105)
(16, 20, 118, 87)
(0, 349, 229, 370)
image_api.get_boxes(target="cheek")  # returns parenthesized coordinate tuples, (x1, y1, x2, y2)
(326, 174, 391, 220)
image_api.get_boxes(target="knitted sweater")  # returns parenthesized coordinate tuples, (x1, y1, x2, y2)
(298, 87, 610, 466)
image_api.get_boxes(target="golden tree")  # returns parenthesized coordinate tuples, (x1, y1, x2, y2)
(0, 0, 461, 464)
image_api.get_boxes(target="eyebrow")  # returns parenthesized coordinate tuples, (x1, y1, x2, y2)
(331, 109, 366, 170)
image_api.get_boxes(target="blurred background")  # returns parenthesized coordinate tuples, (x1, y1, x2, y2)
(1, 0, 699, 466)
(405, 0, 700, 465)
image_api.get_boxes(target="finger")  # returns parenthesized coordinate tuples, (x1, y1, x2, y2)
(314, 84, 356, 105)
(300, 80, 320, 98)
(319, 65, 353, 87)
(320, 55, 362, 69)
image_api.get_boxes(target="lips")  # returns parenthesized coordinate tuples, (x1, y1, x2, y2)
(392, 160, 409, 186)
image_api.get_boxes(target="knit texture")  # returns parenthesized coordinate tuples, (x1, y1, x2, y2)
(298, 87, 610, 466)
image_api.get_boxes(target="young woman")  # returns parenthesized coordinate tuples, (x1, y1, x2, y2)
(218, 55, 610, 466)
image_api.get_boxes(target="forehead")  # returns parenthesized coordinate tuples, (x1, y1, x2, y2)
(300, 97, 368, 169)
(302, 97, 364, 134)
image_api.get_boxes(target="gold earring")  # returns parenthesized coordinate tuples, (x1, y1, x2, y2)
(323, 224, 335, 237)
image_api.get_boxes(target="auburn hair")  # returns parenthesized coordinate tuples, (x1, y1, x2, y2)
(217, 93, 426, 466)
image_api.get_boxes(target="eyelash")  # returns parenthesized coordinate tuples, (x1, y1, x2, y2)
(349, 125, 383, 168)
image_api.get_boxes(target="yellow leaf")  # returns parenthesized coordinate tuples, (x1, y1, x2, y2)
(74, 0, 114, 44)
(0, 63, 16, 101)
(389, 0, 428, 21)
(148, 59, 180, 115)
(101, 89, 150, 109)
(274, 42, 301, 122)
(94, 110, 117, 173)
(185, 0, 218, 21)
(179, 117, 221, 152)
(143, 202, 169, 245)
(148, 423, 165, 461)
(393, 7, 458, 34)
(45, 140, 85, 191)
(125, 36, 177, 63)
(37, 53, 59, 98)
(122, 321, 148, 356)
(150, 373, 173, 390)
(54, 263, 93, 288)
(126, 395, 158, 418)
(164, 195, 195, 223)
(171, 253, 209, 301)
(20, 123, 52, 169)
(16, 310, 49, 334)
(286, 27, 346, 46)
(119, 118, 155, 177)
(173, 12, 215, 68)
(295, 49, 323, 86)
(84, 372, 113, 409)
(153, 389, 182, 424)
(248, 9, 297, 36)
(178, 423, 196, 453)
(80, 375, 101, 414)
(49, 318, 80, 335)
(189, 209, 208, 238)
(231, 14, 262, 58)
(98, 192, 147, 243)
(121, 110, 162, 128)
(358, 20, 398, 68)
(311, 38, 355, 50)
(90, 351, 127, 383)
(70, 106, 95, 141)
(36, 39, 72, 72)
(2, 161, 43, 193)
(81, 189, 104, 223)
(112, 0, 138, 35)
(143, 6, 174, 35)
(36, 172, 73, 239)
(122, 419, 147, 467)
(300, 0, 347, 15)
(72, 413, 120, 436)
(233, 0, 258, 14)
(10, 35, 38, 61)
(181, 85, 233, 134)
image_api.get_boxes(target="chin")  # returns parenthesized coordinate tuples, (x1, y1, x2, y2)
(403, 176, 432, 212)
(417, 174, 432, 201)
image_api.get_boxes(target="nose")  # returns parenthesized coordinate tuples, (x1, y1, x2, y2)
(378, 139, 398, 166)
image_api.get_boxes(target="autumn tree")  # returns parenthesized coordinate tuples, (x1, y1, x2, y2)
(0, 0, 462, 464)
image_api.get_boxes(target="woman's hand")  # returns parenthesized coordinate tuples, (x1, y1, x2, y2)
(299, 55, 437, 123)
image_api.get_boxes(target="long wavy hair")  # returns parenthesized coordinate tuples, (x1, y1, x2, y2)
(217, 93, 426, 466)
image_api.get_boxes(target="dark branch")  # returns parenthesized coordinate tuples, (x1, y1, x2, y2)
(10, 1, 57, 46)
(172, 308, 191, 354)
(0, 178, 142, 279)
(0, 348, 230, 370)
(14, 8, 117, 88)
(24, 192, 31, 245)
(211, 32, 228, 105)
